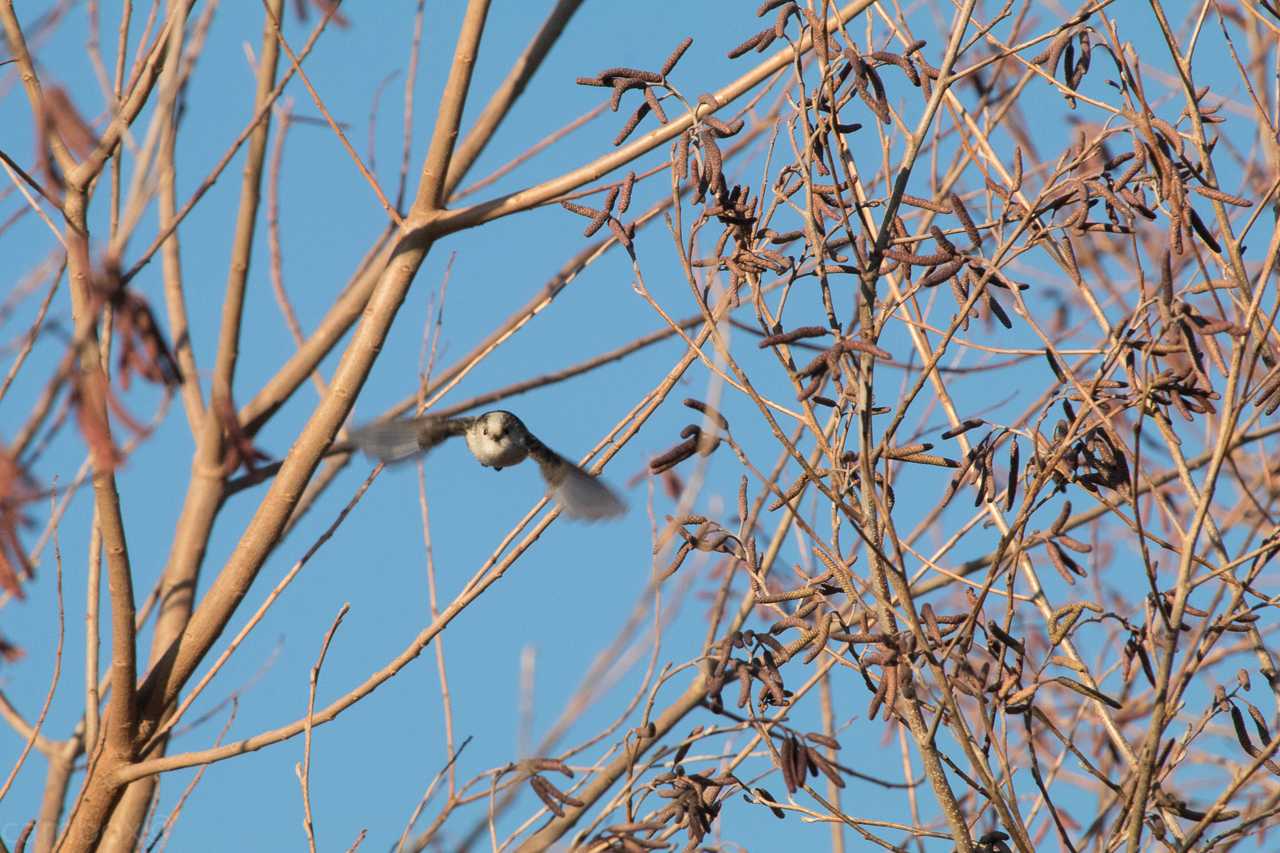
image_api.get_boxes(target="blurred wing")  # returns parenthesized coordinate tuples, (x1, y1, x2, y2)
(348, 416, 466, 464)
(546, 458, 627, 521)
(524, 433, 626, 521)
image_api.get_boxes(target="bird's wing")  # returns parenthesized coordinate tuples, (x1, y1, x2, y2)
(526, 436, 626, 521)
(348, 416, 471, 463)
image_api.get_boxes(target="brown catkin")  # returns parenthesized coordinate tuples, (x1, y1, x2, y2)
(861, 64, 891, 123)
(950, 192, 982, 246)
(941, 418, 983, 439)
(918, 258, 964, 288)
(613, 102, 650, 146)
(618, 171, 636, 213)
(683, 398, 730, 430)
(758, 325, 829, 348)
(774, 3, 798, 37)
(728, 29, 770, 59)
(583, 208, 610, 237)
(599, 66, 661, 83)
(607, 217, 633, 252)
(610, 77, 646, 111)
(560, 200, 599, 218)
(900, 193, 952, 213)
(870, 50, 919, 86)
(699, 130, 723, 190)
(837, 338, 893, 360)
(1191, 184, 1252, 207)
(704, 116, 744, 137)
(756, 0, 792, 14)
(661, 37, 693, 77)
(643, 87, 668, 124)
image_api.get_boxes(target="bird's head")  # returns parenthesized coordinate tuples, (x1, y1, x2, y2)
(466, 411, 529, 469)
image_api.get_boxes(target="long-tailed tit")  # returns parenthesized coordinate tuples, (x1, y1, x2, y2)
(349, 410, 626, 521)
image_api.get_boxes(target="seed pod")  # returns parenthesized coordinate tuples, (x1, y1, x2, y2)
(1187, 206, 1222, 254)
(986, 292, 1013, 329)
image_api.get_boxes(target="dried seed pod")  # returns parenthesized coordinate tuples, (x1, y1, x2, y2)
(1005, 438, 1019, 511)
(1044, 348, 1066, 382)
(805, 747, 845, 787)
(752, 787, 787, 820)
(1053, 675, 1121, 709)
(986, 292, 1012, 329)
(1187, 206, 1222, 254)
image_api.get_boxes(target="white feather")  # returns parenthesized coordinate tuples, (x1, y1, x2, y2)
(348, 420, 428, 463)
(550, 462, 627, 520)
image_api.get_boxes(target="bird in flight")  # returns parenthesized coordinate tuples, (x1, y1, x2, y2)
(348, 410, 626, 521)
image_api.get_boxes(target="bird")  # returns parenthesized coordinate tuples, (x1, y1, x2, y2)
(348, 410, 627, 521)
